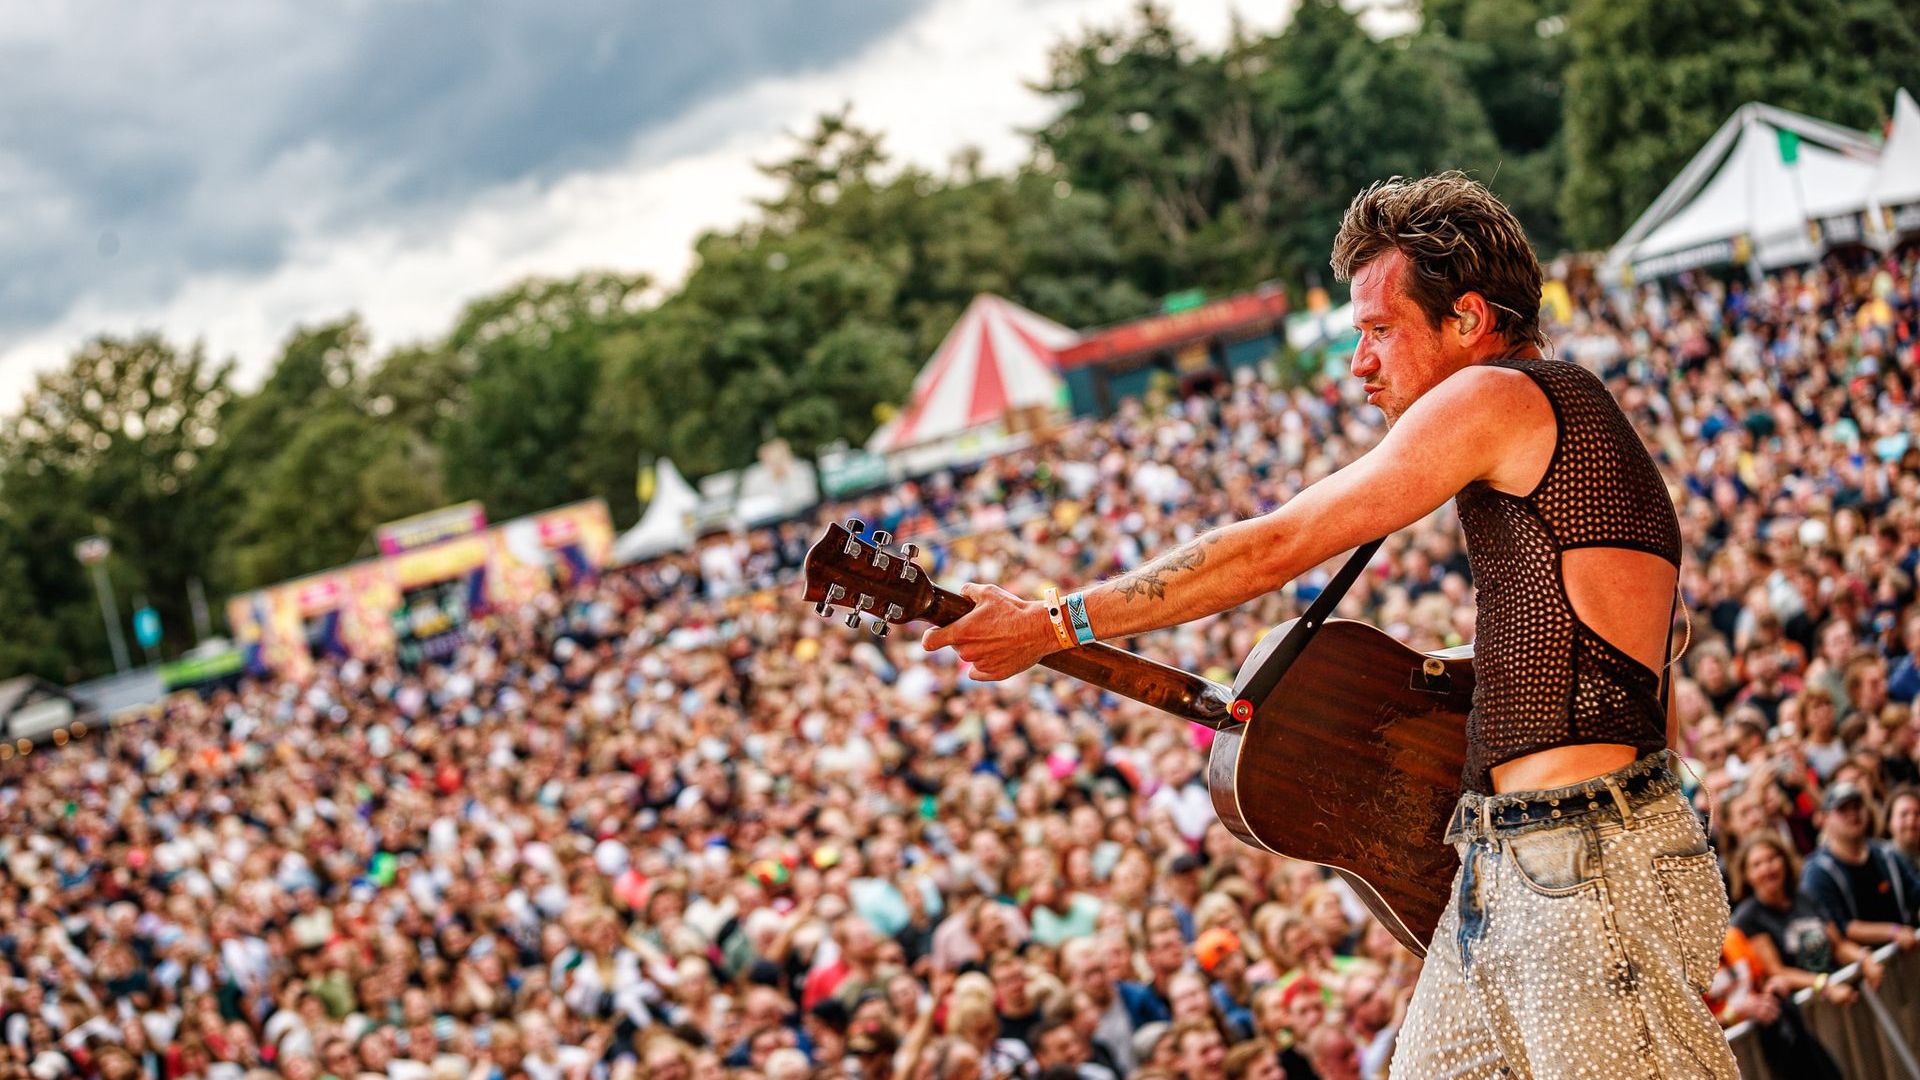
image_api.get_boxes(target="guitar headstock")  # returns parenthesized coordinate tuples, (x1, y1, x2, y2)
(799, 519, 936, 637)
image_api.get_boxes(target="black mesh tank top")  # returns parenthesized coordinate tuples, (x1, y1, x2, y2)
(1453, 357, 1681, 793)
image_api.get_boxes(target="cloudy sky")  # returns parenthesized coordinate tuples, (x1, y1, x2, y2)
(0, 0, 1313, 407)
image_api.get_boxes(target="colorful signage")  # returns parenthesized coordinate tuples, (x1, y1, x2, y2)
(376, 501, 488, 557)
(1056, 287, 1289, 371)
(228, 500, 613, 677)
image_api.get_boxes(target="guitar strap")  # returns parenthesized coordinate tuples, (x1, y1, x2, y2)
(1656, 589, 1679, 707)
(1233, 538, 1383, 717)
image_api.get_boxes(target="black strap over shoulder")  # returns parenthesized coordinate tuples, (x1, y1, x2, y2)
(1234, 539, 1382, 715)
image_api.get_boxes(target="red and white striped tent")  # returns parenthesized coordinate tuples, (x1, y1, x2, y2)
(871, 294, 1077, 452)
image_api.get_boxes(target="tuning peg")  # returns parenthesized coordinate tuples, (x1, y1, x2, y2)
(872, 529, 892, 546)
(845, 517, 865, 534)
(869, 621, 889, 637)
(901, 543, 919, 560)
(844, 613, 861, 629)
(815, 601, 834, 618)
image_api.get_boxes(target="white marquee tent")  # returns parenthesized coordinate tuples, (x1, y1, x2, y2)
(1870, 88, 1920, 242)
(611, 458, 700, 564)
(1604, 102, 1882, 283)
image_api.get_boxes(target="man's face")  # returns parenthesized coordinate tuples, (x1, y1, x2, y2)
(1148, 928, 1186, 978)
(1288, 991, 1326, 1035)
(1068, 947, 1113, 1003)
(1169, 975, 1211, 1021)
(1037, 1025, 1084, 1069)
(1349, 251, 1461, 425)
(1892, 796, 1920, 849)
(1178, 1028, 1226, 1078)
(1308, 1028, 1362, 1080)
(994, 955, 1030, 1010)
(1830, 798, 1870, 841)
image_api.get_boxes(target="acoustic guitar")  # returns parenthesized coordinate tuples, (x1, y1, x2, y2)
(799, 520, 1473, 957)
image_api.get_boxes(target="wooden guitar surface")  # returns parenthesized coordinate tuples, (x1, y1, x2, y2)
(1210, 618, 1472, 955)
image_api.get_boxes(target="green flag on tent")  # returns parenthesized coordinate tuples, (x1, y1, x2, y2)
(1777, 129, 1801, 165)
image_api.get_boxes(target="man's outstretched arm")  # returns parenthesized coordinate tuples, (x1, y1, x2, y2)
(923, 365, 1539, 679)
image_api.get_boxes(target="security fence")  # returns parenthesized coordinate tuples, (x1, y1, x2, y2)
(1727, 943, 1920, 1079)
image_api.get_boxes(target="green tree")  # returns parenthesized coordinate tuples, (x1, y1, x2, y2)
(366, 342, 469, 445)
(439, 271, 650, 521)
(203, 317, 370, 590)
(587, 227, 912, 482)
(1032, 1, 1503, 296)
(0, 334, 231, 674)
(220, 406, 445, 587)
(1248, 0, 1502, 274)
(1420, 0, 1572, 250)
(1562, 0, 1920, 248)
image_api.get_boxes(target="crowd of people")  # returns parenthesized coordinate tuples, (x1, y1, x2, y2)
(2, 249, 1919, 1080)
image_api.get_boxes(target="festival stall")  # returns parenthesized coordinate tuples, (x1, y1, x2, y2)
(1054, 285, 1289, 416)
(229, 499, 613, 677)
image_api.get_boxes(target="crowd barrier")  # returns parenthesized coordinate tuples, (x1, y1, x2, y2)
(1726, 943, 1920, 1079)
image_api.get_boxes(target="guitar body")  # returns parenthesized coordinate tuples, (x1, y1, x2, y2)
(1208, 618, 1474, 958)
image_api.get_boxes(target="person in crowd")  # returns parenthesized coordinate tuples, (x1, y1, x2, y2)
(1800, 781, 1920, 950)
(1732, 834, 1886, 998)
(1, 250, 1917, 1078)
(1887, 784, 1920, 868)
(1219, 1040, 1283, 1080)
(1720, 833, 1872, 1079)
(1166, 1019, 1227, 1080)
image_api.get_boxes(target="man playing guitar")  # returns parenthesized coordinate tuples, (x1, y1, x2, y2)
(922, 174, 1737, 1078)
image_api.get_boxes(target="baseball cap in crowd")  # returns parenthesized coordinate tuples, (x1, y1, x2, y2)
(1824, 781, 1866, 810)
(1194, 927, 1241, 973)
(1281, 977, 1324, 1009)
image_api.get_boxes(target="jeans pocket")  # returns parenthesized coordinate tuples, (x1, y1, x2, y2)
(1504, 826, 1602, 897)
(1653, 851, 1730, 993)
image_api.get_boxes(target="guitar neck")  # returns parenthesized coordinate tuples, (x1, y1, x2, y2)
(924, 584, 1238, 730)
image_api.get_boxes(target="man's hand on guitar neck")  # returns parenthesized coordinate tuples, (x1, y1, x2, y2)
(919, 583, 1061, 681)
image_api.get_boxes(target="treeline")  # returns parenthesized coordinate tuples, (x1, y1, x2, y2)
(4, 0, 1915, 681)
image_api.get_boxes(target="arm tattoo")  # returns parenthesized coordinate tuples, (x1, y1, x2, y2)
(1113, 533, 1222, 602)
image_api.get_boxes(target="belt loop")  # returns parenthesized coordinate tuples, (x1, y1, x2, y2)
(1602, 775, 1636, 829)
(1479, 796, 1499, 850)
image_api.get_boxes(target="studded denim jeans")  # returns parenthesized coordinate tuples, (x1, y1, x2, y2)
(1388, 751, 1738, 1079)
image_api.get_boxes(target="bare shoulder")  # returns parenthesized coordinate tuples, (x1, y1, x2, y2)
(1393, 363, 1554, 492)
(1400, 364, 1550, 435)
(1425, 363, 1547, 411)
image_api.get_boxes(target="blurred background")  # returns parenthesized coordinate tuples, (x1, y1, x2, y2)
(3, 2, 1920, 1079)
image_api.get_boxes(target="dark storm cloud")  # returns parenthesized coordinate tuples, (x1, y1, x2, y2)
(0, 0, 932, 338)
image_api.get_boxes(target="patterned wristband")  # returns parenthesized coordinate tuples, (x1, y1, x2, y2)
(1041, 587, 1076, 650)
(1063, 591, 1097, 646)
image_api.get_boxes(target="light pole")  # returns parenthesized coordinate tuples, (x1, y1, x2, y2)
(75, 536, 130, 673)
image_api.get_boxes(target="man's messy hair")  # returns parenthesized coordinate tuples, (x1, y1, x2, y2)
(1331, 172, 1547, 352)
